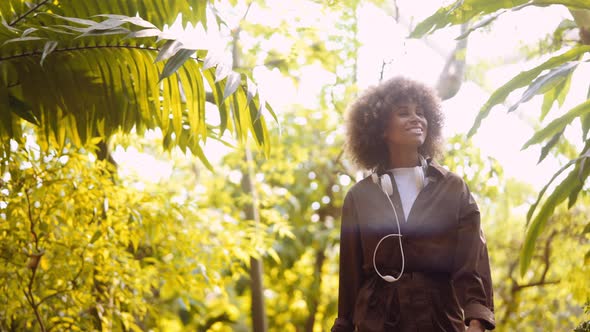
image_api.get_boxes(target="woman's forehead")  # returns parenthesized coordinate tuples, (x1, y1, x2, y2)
(392, 99, 419, 109)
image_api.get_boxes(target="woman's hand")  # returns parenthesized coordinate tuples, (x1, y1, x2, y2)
(466, 319, 485, 332)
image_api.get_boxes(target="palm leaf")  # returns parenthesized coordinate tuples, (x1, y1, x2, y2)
(410, 0, 590, 39)
(468, 45, 590, 137)
(0, 1, 275, 164)
(522, 99, 590, 150)
(520, 142, 590, 276)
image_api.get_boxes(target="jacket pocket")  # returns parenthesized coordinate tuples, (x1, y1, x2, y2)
(429, 290, 456, 332)
(353, 279, 397, 332)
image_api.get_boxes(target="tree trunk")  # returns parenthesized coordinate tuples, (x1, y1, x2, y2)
(232, 5, 268, 330)
(304, 248, 326, 332)
(241, 148, 268, 332)
(436, 23, 469, 100)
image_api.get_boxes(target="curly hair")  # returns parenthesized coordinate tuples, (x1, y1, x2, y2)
(344, 76, 444, 171)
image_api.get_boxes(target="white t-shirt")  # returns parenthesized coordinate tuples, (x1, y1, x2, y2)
(390, 166, 425, 221)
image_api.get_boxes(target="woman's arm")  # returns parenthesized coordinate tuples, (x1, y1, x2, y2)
(452, 182, 495, 330)
(331, 191, 363, 332)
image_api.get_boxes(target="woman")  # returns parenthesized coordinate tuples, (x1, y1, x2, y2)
(331, 77, 495, 332)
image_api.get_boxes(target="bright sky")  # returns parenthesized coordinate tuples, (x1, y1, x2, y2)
(115, 1, 585, 190)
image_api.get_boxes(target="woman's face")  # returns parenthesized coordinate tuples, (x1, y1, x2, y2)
(383, 101, 428, 149)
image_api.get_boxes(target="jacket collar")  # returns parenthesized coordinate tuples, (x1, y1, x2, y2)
(425, 158, 447, 181)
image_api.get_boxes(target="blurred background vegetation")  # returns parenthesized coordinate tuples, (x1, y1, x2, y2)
(0, 0, 589, 331)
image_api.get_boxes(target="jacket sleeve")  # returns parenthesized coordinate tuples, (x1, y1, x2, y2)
(331, 191, 363, 332)
(452, 182, 495, 330)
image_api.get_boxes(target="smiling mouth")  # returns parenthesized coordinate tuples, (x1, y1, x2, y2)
(408, 128, 424, 134)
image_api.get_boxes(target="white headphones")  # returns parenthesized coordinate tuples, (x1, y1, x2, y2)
(370, 156, 428, 283)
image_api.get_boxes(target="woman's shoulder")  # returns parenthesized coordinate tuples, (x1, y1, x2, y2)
(427, 160, 472, 191)
(346, 174, 375, 196)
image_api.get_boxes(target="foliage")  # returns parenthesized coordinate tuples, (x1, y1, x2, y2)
(0, 0, 274, 168)
(575, 303, 590, 332)
(0, 131, 290, 331)
(0, 131, 292, 331)
(203, 109, 347, 331)
(210, 2, 366, 330)
(444, 135, 590, 331)
(410, 0, 590, 277)
(3, 1, 590, 332)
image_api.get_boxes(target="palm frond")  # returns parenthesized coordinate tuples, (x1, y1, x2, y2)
(0, 1, 274, 167)
(1, 0, 209, 29)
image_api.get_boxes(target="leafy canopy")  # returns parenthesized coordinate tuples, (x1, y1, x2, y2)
(0, 0, 275, 168)
(411, 0, 590, 276)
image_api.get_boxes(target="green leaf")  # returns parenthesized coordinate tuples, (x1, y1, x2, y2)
(203, 68, 228, 135)
(154, 39, 183, 63)
(214, 62, 231, 83)
(40, 40, 58, 66)
(583, 85, 590, 139)
(532, 0, 590, 10)
(159, 48, 194, 82)
(203, 50, 223, 70)
(246, 76, 257, 105)
(507, 61, 578, 113)
(520, 166, 577, 276)
(455, 3, 532, 40)
(537, 129, 563, 164)
(79, 27, 130, 38)
(526, 155, 578, 223)
(521, 141, 590, 276)
(2, 36, 45, 45)
(90, 229, 102, 244)
(468, 45, 590, 137)
(126, 28, 161, 38)
(540, 69, 573, 121)
(410, 0, 529, 38)
(570, 146, 590, 208)
(411, 0, 590, 38)
(42, 13, 98, 26)
(21, 27, 38, 37)
(94, 14, 158, 29)
(522, 99, 590, 149)
(192, 141, 214, 171)
(223, 72, 241, 101)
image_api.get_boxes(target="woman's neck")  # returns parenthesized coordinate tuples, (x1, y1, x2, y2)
(388, 149, 420, 169)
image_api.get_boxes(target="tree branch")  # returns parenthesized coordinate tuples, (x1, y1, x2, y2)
(23, 189, 47, 332)
(436, 23, 469, 100)
(570, 9, 590, 45)
(0, 44, 161, 62)
(9, 0, 52, 26)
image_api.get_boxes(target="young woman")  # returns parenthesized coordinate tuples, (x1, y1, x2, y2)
(331, 77, 495, 332)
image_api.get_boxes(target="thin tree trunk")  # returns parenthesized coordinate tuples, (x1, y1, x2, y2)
(232, 4, 267, 331)
(241, 147, 268, 332)
(304, 249, 326, 332)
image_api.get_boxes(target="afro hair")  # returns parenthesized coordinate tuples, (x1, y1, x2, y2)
(344, 76, 444, 171)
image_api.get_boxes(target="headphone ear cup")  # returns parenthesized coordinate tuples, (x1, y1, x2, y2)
(380, 174, 394, 196)
(371, 173, 379, 184)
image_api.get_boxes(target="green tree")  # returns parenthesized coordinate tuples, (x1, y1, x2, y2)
(0, 129, 290, 331)
(410, 0, 590, 281)
(442, 134, 590, 331)
(0, 0, 274, 167)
